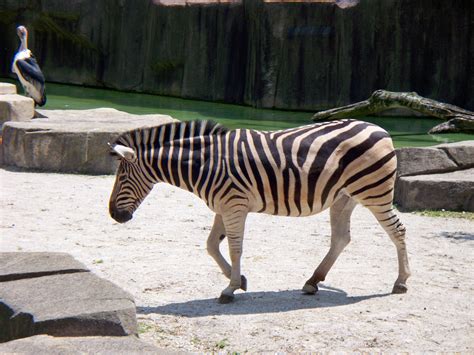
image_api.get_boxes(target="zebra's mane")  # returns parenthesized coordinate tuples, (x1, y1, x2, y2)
(114, 120, 228, 147)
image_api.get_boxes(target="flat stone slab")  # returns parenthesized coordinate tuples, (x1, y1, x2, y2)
(0, 94, 34, 127)
(0, 252, 137, 343)
(2, 108, 175, 174)
(0, 83, 17, 95)
(396, 140, 474, 177)
(0, 252, 88, 282)
(435, 140, 474, 169)
(396, 146, 457, 177)
(395, 168, 474, 211)
(0, 335, 170, 354)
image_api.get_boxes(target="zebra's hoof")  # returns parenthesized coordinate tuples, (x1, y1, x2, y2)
(218, 294, 235, 304)
(240, 275, 247, 291)
(392, 283, 408, 294)
(302, 283, 318, 295)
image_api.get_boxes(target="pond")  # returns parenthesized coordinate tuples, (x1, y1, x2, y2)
(5, 79, 473, 148)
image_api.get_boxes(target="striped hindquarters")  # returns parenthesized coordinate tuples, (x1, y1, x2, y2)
(224, 119, 398, 217)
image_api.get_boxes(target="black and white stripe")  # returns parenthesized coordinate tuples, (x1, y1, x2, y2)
(109, 119, 410, 302)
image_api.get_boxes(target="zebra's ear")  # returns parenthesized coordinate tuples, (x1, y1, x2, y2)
(108, 143, 137, 162)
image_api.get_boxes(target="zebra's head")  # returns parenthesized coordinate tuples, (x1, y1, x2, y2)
(108, 143, 154, 223)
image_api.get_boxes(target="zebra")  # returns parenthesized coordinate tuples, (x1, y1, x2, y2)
(108, 119, 410, 303)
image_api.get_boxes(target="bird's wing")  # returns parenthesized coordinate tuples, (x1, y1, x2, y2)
(15, 56, 46, 89)
(15, 55, 47, 106)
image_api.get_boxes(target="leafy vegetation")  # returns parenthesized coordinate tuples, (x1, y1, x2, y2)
(215, 338, 229, 350)
(137, 322, 154, 334)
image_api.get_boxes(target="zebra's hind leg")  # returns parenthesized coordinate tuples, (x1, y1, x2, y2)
(207, 214, 247, 296)
(303, 194, 357, 294)
(369, 206, 411, 293)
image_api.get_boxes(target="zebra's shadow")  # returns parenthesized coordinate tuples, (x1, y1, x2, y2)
(137, 285, 390, 317)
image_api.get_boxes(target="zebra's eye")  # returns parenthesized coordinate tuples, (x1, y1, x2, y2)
(118, 174, 128, 183)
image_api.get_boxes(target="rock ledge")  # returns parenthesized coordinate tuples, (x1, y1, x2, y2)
(2, 108, 175, 174)
(0, 252, 137, 343)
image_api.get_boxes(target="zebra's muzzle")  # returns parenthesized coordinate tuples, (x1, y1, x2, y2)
(110, 207, 133, 223)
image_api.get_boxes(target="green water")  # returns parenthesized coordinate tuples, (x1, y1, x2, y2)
(6, 79, 473, 147)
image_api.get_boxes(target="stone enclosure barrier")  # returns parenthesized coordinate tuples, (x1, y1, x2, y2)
(0, 1, 472, 112)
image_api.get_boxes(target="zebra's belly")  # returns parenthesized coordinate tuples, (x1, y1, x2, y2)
(245, 183, 333, 217)
(252, 204, 327, 217)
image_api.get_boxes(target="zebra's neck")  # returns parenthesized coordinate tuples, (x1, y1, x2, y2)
(117, 120, 228, 198)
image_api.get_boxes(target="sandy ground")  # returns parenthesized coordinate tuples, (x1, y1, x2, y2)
(1, 167, 473, 353)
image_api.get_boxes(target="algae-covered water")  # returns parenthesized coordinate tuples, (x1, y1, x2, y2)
(6, 80, 474, 147)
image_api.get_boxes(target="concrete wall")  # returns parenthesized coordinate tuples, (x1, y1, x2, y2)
(0, 0, 472, 110)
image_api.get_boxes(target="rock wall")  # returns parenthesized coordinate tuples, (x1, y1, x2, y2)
(0, 0, 472, 110)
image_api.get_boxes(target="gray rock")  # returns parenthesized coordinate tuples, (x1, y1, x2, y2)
(0, 83, 17, 95)
(0, 335, 171, 354)
(396, 147, 458, 177)
(2, 108, 175, 174)
(395, 169, 474, 212)
(0, 270, 137, 342)
(0, 94, 34, 127)
(435, 140, 474, 169)
(0, 252, 88, 282)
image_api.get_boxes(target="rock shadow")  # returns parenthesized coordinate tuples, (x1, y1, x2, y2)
(137, 285, 390, 317)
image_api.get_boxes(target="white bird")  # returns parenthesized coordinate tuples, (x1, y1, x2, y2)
(12, 25, 46, 106)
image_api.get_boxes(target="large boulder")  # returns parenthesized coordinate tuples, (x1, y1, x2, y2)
(2, 108, 175, 174)
(396, 140, 474, 177)
(395, 169, 474, 212)
(435, 141, 474, 169)
(395, 147, 458, 177)
(0, 252, 138, 343)
(394, 141, 474, 211)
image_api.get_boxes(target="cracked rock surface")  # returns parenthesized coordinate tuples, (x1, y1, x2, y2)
(0, 252, 137, 343)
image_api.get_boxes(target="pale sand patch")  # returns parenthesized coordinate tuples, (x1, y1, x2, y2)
(1, 168, 473, 352)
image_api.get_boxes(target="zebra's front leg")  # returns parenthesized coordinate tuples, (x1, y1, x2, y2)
(218, 212, 248, 304)
(206, 214, 247, 291)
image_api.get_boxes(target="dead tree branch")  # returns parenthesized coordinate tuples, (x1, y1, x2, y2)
(312, 90, 474, 134)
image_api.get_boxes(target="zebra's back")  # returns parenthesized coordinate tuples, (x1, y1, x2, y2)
(224, 119, 397, 217)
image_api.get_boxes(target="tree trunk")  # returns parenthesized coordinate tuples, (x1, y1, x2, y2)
(311, 90, 474, 134)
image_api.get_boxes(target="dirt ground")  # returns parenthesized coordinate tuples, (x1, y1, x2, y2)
(1, 168, 473, 353)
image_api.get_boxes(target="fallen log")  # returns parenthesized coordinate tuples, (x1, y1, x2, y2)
(311, 90, 474, 134)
